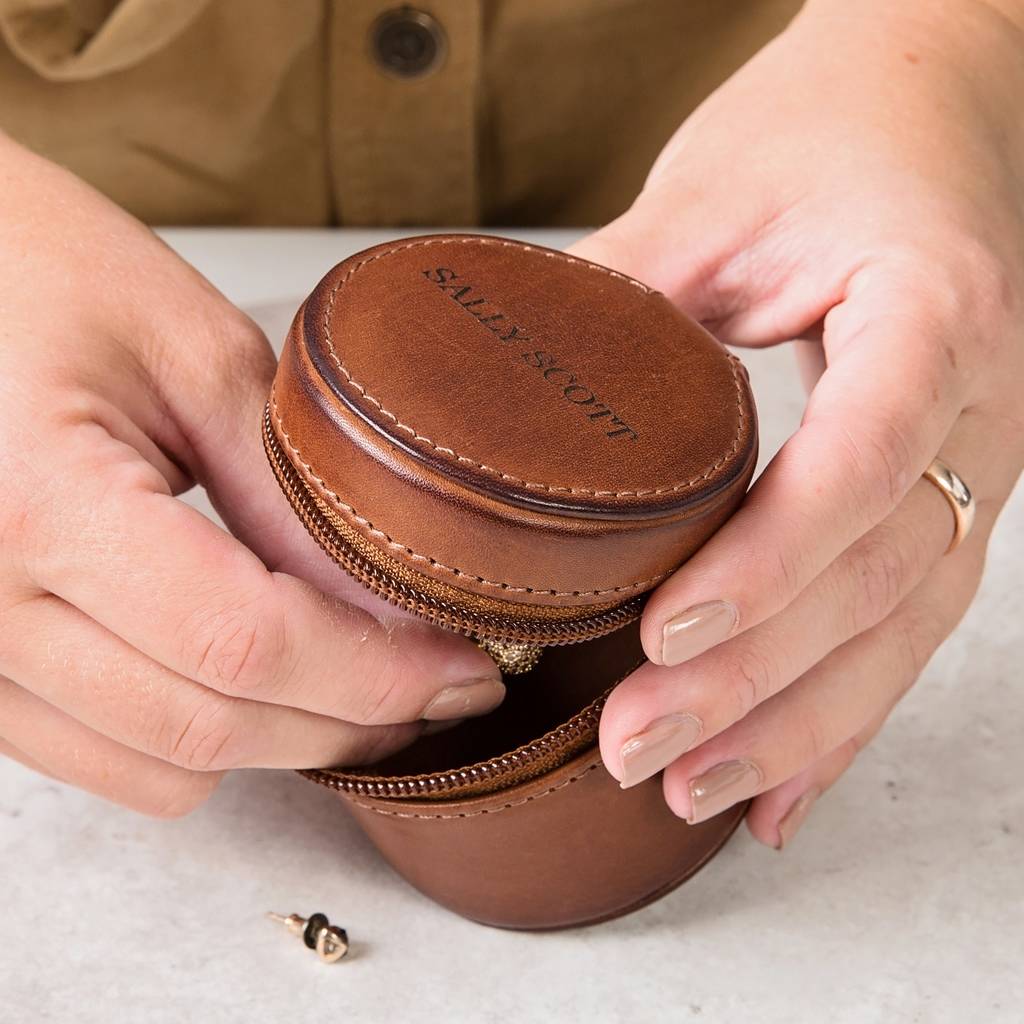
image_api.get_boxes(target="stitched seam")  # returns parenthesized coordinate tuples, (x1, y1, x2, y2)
(271, 392, 669, 597)
(319, 236, 747, 498)
(346, 762, 603, 819)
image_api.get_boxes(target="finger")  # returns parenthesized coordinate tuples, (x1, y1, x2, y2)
(0, 676, 221, 817)
(0, 735, 60, 781)
(134, 280, 361, 593)
(124, 269, 300, 557)
(564, 182, 772, 322)
(0, 162, 302, 575)
(602, 468, 954, 787)
(27, 429, 504, 726)
(744, 711, 888, 850)
(658, 538, 985, 824)
(0, 591, 422, 771)
(68, 243, 374, 597)
(640, 274, 973, 668)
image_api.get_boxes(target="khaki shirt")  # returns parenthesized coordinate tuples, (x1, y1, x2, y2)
(0, 0, 801, 226)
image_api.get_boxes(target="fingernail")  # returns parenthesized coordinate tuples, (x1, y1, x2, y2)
(619, 713, 704, 789)
(661, 600, 738, 666)
(421, 679, 506, 721)
(776, 787, 821, 850)
(688, 759, 763, 824)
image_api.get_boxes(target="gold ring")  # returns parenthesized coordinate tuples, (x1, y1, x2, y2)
(921, 458, 975, 554)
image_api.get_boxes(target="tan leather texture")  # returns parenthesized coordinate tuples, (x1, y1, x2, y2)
(340, 746, 748, 931)
(269, 233, 757, 609)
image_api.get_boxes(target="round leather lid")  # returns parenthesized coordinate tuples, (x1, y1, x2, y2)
(301, 234, 755, 519)
(270, 234, 758, 607)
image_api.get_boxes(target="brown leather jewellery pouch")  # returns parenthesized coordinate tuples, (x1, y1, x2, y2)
(264, 233, 758, 930)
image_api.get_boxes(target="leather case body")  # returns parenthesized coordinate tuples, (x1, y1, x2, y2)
(264, 234, 758, 929)
(327, 624, 748, 930)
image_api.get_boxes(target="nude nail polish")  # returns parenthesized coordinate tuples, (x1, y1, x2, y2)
(421, 679, 506, 721)
(619, 713, 704, 789)
(776, 787, 821, 850)
(660, 600, 738, 666)
(687, 759, 763, 824)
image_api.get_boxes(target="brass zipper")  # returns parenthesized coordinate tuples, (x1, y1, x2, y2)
(300, 686, 610, 800)
(263, 405, 644, 649)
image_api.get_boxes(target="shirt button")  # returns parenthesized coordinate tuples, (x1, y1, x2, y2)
(370, 7, 447, 79)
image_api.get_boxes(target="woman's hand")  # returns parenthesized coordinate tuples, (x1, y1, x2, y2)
(0, 135, 504, 816)
(569, 0, 1024, 846)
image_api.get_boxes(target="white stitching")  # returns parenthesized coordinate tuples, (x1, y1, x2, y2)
(319, 236, 747, 498)
(271, 392, 669, 598)
(344, 762, 603, 819)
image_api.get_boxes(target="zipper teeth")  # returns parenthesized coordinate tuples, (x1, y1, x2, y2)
(262, 405, 643, 646)
(299, 690, 608, 799)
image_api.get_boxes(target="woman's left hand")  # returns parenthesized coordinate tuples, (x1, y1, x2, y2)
(568, 0, 1024, 847)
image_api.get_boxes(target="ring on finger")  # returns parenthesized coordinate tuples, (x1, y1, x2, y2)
(921, 458, 975, 553)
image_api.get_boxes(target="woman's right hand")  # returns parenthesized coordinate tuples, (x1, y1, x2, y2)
(0, 134, 504, 816)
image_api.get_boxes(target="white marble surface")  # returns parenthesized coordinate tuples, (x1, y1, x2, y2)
(1, 229, 1021, 1023)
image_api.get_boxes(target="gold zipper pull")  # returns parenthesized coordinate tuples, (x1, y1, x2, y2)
(476, 637, 543, 675)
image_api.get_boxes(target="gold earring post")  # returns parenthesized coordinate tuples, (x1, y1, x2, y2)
(267, 911, 350, 963)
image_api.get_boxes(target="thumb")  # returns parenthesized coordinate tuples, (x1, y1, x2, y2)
(565, 184, 727, 323)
